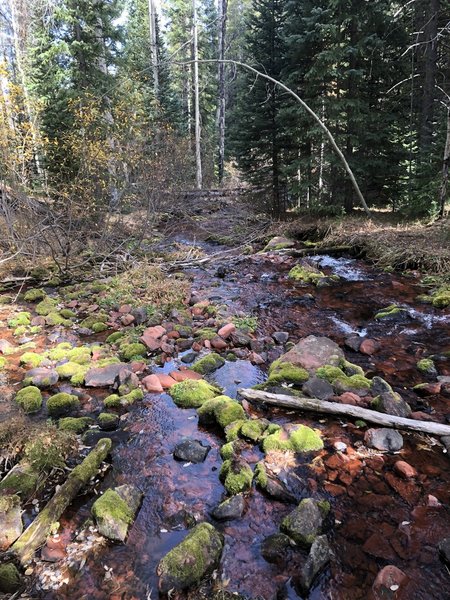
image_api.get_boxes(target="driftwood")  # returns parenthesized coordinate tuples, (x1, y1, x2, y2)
(11, 438, 112, 564)
(287, 245, 352, 257)
(239, 388, 450, 438)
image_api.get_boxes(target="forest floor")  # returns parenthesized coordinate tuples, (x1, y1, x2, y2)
(0, 194, 449, 600)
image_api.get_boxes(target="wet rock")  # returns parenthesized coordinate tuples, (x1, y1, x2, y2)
(249, 351, 265, 365)
(273, 331, 289, 344)
(438, 537, 450, 566)
(261, 533, 293, 563)
(262, 424, 323, 453)
(0, 563, 22, 593)
(198, 396, 246, 428)
(359, 338, 379, 355)
(211, 494, 244, 520)
(254, 462, 296, 503)
(345, 335, 362, 352)
(173, 439, 210, 463)
(170, 379, 220, 408)
(297, 535, 332, 594)
(220, 457, 253, 495)
(371, 376, 394, 396)
(417, 357, 438, 378)
(191, 352, 225, 374)
(364, 428, 403, 452)
(215, 265, 227, 278)
(372, 390, 411, 418)
(84, 363, 132, 387)
(92, 485, 142, 542)
(278, 335, 344, 372)
(231, 330, 253, 347)
(157, 522, 224, 593)
(23, 367, 59, 388)
(281, 498, 331, 547)
(372, 565, 408, 599)
(98, 412, 119, 431)
(394, 460, 417, 479)
(374, 305, 411, 322)
(181, 351, 198, 363)
(0, 495, 23, 550)
(302, 377, 334, 400)
(142, 373, 164, 393)
(166, 509, 196, 530)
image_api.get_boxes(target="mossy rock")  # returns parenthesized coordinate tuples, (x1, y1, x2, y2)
(0, 356, 6, 369)
(8, 312, 31, 327)
(46, 311, 71, 326)
(195, 328, 217, 341)
(15, 386, 43, 414)
(281, 498, 330, 547)
(98, 412, 119, 431)
(47, 392, 80, 417)
(92, 322, 108, 333)
(197, 395, 246, 428)
(120, 342, 146, 361)
(47, 343, 73, 361)
(59, 417, 93, 433)
(316, 365, 371, 391)
(268, 358, 309, 386)
(431, 287, 450, 308)
(374, 304, 408, 320)
(417, 358, 437, 377)
(288, 264, 324, 284)
(106, 331, 125, 344)
(240, 419, 269, 442)
(262, 425, 323, 453)
(67, 346, 93, 365)
(19, 352, 46, 368)
(56, 361, 86, 380)
(224, 419, 247, 442)
(0, 463, 38, 496)
(254, 461, 269, 489)
(192, 353, 226, 375)
(59, 308, 76, 319)
(91, 489, 134, 542)
(169, 379, 221, 408)
(220, 458, 253, 495)
(36, 297, 58, 316)
(220, 440, 239, 460)
(24, 288, 46, 302)
(157, 522, 224, 593)
(80, 314, 108, 329)
(104, 389, 143, 408)
(0, 563, 22, 593)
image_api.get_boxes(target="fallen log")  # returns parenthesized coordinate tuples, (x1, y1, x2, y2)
(11, 438, 112, 565)
(283, 245, 352, 257)
(239, 388, 450, 438)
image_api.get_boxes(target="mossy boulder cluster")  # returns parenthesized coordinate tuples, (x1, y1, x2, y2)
(197, 395, 246, 428)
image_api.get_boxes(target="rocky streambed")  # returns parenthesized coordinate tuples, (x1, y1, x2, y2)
(0, 234, 449, 600)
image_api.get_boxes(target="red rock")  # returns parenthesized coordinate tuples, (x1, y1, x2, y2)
(385, 472, 420, 505)
(155, 374, 177, 389)
(86, 304, 99, 313)
(427, 494, 441, 507)
(121, 314, 135, 326)
(307, 478, 318, 492)
(192, 342, 202, 352)
(141, 333, 161, 351)
(372, 565, 408, 599)
(167, 330, 180, 339)
(339, 392, 361, 406)
(142, 374, 164, 393)
(211, 336, 227, 350)
(414, 382, 442, 396)
(178, 368, 203, 380)
(218, 323, 236, 339)
(249, 351, 265, 365)
(394, 460, 417, 479)
(324, 482, 346, 496)
(119, 304, 132, 314)
(410, 411, 437, 421)
(169, 371, 188, 382)
(143, 325, 166, 339)
(131, 361, 146, 373)
(160, 342, 174, 354)
(204, 339, 211, 349)
(359, 338, 379, 355)
(363, 532, 397, 561)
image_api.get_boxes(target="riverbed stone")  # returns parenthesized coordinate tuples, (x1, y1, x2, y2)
(170, 379, 220, 408)
(302, 376, 334, 400)
(173, 439, 210, 463)
(372, 565, 408, 599)
(191, 352, 225, 374)
(211, 494, 245, 520)
(157, 522, 224, 593)
(220, 458, 253, 495)
(297, 535, 332, 594)
(198, 395, 246, 428)
(371, 391, 411, 418)
(262, 424, 323, 454)
(261, 533, 293, 563)
(47, 392, 80, 417)
(0, 495, 23, 550)
(278, 335, 344, 372)
(92, 485, 142, 542)
(84, 363, 132, 387)
(394, 460, 417, 479)
(364, 428, 403, 452)
(281, 498, 331, 547)
(23, 367, 59, 388)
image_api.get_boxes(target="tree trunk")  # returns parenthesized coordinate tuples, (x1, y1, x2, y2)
(216, 0, 228, 185)
(148, 0, 159, 101)
(439, 106, 450, 218)
(193, 0, 202, 189)
(239, 388, 450, 438)
(11, 439, 112, 565)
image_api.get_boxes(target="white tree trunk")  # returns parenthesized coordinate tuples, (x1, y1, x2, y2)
(193, 0, 202, 189)
(148, 0, 159, 101)
(216, 0, 228, 185)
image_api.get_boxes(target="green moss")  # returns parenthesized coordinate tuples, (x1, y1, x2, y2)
(19, 352, 45, 368)
(8, 311, 31, 327)
(220, 459, 253, 495)
(340, 359, 365, 377)
(56, 361, 85, 379)
(59, 417, 93, 433)
(104, 389, 143, 408)
(24, 288, 46, 302)
(417, 358, 435, 374)
(432, 291, 450, 308)
(169, 379, 221, 408)
(46, 312, 71, 326)
(70, 366, 89, 386)
(15, 386, 42, 413)
(355, 420, 367, 428)
(316, 365, 371, 390)
(197, 395, 246, 428)
(374, 304, 406, 319)
(120, 342, 146, 361)
(0, 464, 38, 496)
(268, 359, 309, 386)
(195, 328, 217, 341)
(96, 356, 121, 367)
(98, 412, 119, 430)
(0, 356, 5, 369)
(104, 394, 121, 408)
(240, 419, 268, 442)
(92, 322, 108, 333)
(0, 563, 22, 593)
(231, 315, 258, 333)
(92, 488, 133, 525)
(220, 441, 237, 460)
(288, 264, 324, 284)
(47, 343, 73, 361)
(192, 353, 225, 374)
(224, 419, 246, 442)
(24, 429, 73, 471)
(30, 266, 49, 280)
(60, 308, 76, 319)
(13, 325, 27, 336)
(67, 346, 92, 365)
(47, 392, 80, 417)
(80, 314, 107, 329)
(262, 425, 323, 453)
(106, 331, 125, 344)
(254, 462, 268, 489)
(36, 297, 58, 316)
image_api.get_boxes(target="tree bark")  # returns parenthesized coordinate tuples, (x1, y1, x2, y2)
(193, 0, 202, 189)
(148, 0, 159, 101)
(216, 0, 228, 185)
(239, 388, 450, 437)
(11, 439, 112, 565)
(439, 106, 450, 218)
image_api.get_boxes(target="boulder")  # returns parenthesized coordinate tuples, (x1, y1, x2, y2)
(364, 428, 403, 452)
(23, 367, 59, 388)
(218, 323, 236, 339)
(211, 494, 245, 521)
(297, 535, 332, 594)
(278, 335, 344, 372)
(261, 533, 293, 563)
(302, 377, 334, 400)
(170, 379, 220, 408)
(281, 498, 331, 547)
(0, 495, 23, 550)
(92, 485, 142, 542)
(142, 374, 164, 393)
(372, 391, 411, 418)
(173, 439, 210, 463)
(84, 363, 132, 387)
(372, 565, 408, 599)
(157, 522, 224, 593)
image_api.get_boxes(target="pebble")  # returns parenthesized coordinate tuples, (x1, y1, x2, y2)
(394, 460, 417, 479)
